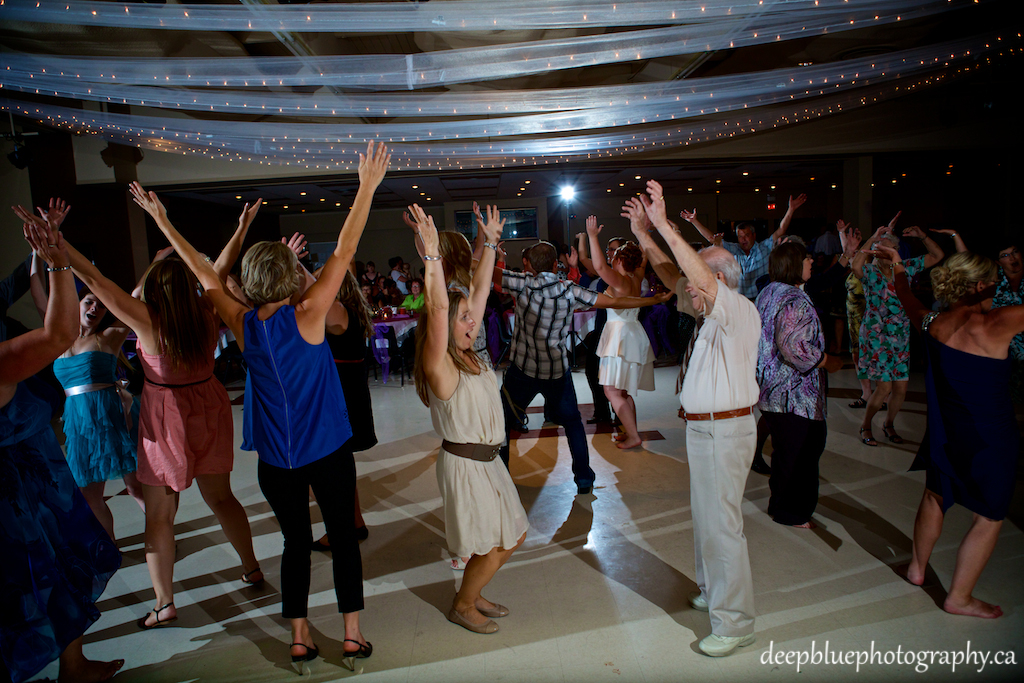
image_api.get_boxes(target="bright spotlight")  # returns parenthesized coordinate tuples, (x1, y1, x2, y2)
(560, 186, 575, 201)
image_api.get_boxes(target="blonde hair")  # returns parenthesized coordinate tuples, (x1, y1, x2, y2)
(337, 270, 375, 339)
(241, 241, 301, 307)
(413, 289, 481, 406)
(930, 252, 999, 306)
(438, 231, 472, 291)
(140, 259, 216, 371)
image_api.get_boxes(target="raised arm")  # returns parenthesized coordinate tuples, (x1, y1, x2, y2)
(679, 207, 714, 243)
(414, 205, 460, 401)
(468, 204, 504, 321)
(902, 225, 945, 268)
(212, 200, 263, 281)
(28, 253, 48, 320)
(574, 231, 597, 278)
(852, 225, 890, 279)
(127, 184, 248, 344)
(929, 229, 968, 254)
(1, 218, 78, 393)
(585, 215, 627, 292)
(773, 193, 807, 243)
(295, 141, 389, 335)
(624, 197, 680, 291)
(643, 180, 719, 308)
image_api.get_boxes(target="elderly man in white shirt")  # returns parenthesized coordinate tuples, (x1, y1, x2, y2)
(642, 180, 761, 658)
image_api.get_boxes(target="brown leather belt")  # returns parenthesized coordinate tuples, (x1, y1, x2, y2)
(441, 440, 501, 462)
(678, 406, 753, 422)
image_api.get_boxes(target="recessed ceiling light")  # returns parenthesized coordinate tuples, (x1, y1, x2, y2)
(770, 185, 776, 189)
(235, 195, 241, 199)
(517, 193, 522, 197)
(524, 180, 531, 184)
(754, 188, 759, 192)
(283, 205, 289, 209)
(619, 183, 625, 186)
(319, 198, 325, 201)
(420, 192, 425, 195)
(809, 177, 815, 181)
(607, 189, 612, 192)
(715, 179, 721, 184)
(831, 184, 837, 189)
(335, 202, 341, 206)
(634, 175, 641, 180)
(742, 172, 749, 176)
(412, 185, 418, 189)
(519, 187, 525, 191)
(688, 187, 693, 192)
(299, 191, 307, 196)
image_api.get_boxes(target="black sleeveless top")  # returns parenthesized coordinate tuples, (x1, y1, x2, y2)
(326, 309, 378, 452)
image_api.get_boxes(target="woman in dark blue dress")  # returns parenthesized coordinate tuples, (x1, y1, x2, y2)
(2, 210, 122, 682)
(880, 244, 1024, 619)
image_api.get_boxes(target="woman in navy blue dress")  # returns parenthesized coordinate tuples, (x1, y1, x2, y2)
(1, 211, 122, 683)
(879, 244, 1024, 619)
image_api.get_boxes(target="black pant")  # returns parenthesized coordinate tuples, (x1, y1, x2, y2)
(583, 330, 611, 420)
(258, 447, 363, 617)
(763, 411, 827, 526)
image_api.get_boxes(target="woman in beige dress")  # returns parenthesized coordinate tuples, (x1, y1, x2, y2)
(410, 203, 528, 635)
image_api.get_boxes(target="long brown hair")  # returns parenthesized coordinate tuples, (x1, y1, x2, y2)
(140, 259, 216, 370)
(438, 231, 472, 291)
(337, 270, 375, 339)
(413, 288, 481, 407)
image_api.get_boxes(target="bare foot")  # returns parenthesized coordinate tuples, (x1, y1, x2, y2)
(898, 562, 925, 586)
(612, 432, 628, 442)
(58, 658, 124, 683)
(943, 596, 1003, 619)
(792, 520, 818, 529)
(616, 435, 643, 449)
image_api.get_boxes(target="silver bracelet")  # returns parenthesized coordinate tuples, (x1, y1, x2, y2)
(423, 254, 442, 261)
(46, 264, 72, 272)
(483, 242, 498, 251)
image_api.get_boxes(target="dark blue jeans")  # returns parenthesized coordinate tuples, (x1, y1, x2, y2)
(499, 363, 595, 489)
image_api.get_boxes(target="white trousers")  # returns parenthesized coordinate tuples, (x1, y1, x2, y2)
(687, 413, 756, 636)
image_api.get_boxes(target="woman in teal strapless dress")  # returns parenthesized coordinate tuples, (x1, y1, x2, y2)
(52, 289, 144, 542)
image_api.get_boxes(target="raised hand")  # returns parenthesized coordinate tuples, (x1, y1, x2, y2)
(930, 228, 957, 236)
(401, 210, 420, 234)
(887, 210, 902, 230)
(568, 245, 579, 268)
(40, 197, 71, 228)
(22, 216, 69, 269)
(407, 204, 438, 254)
(281, 232, 309, 259)
(839, 224, 861, 255)
(680, 208, 698, 223)
(238, 199, 263, 231)
(477, 204, 506, 244)
(712, 232, 725, 247)
(621, 197, 649, 236)
(585, 215, 603, 237)
(902, 225, 925, 240)
(643, 180, 668, 226)
(357, 140, 390, 190)
(789, 193, 807, 211)
(836, 218, 851, 233)
(496, 241, 506, 262)
(128, 182, 169, 222)
(472, 201, 483, 222)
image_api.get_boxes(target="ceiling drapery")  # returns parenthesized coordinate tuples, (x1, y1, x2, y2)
(0, 0, 1013, 170)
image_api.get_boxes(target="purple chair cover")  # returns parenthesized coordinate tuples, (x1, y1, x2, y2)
(486, 307, 501, 362)
(372, 324, 391, 383)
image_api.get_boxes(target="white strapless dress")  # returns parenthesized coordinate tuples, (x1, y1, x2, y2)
(596, 307, 655, 394)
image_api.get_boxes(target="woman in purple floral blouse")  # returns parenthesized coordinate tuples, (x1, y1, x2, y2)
(755, 242, 846, 528)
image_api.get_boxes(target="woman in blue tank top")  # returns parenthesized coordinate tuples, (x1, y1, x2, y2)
(131, 141, 391, 673)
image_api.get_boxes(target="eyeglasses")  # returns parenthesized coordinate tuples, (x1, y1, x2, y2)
(998, 248, 1020, 260)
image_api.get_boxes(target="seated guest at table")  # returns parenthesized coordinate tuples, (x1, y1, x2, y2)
(128, 140, 389, 672)
(879, 244, 1024, 618)
(360, 261, 378, 288)
(409, 203, 528, 634)
(1, 214, 124, 683)
(389, 256, 409, 295)
(402, 278, 426, 312)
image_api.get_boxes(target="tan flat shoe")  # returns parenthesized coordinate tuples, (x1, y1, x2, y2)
(476, 602, 509, 618)
(447, 607, 498, 634)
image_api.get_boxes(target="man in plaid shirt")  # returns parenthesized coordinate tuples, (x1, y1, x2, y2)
(679, 194, 806, 299)
(498, 242, 662, 494)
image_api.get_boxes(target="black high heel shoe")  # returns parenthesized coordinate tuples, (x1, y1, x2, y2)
(290, 643, 319, 675)
(341, 639, 373, 672)
(882, 423, 904, 444)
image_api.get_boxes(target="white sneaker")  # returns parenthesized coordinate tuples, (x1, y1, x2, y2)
(688, 591, 708, 612)
(698, 633, 756, 657)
